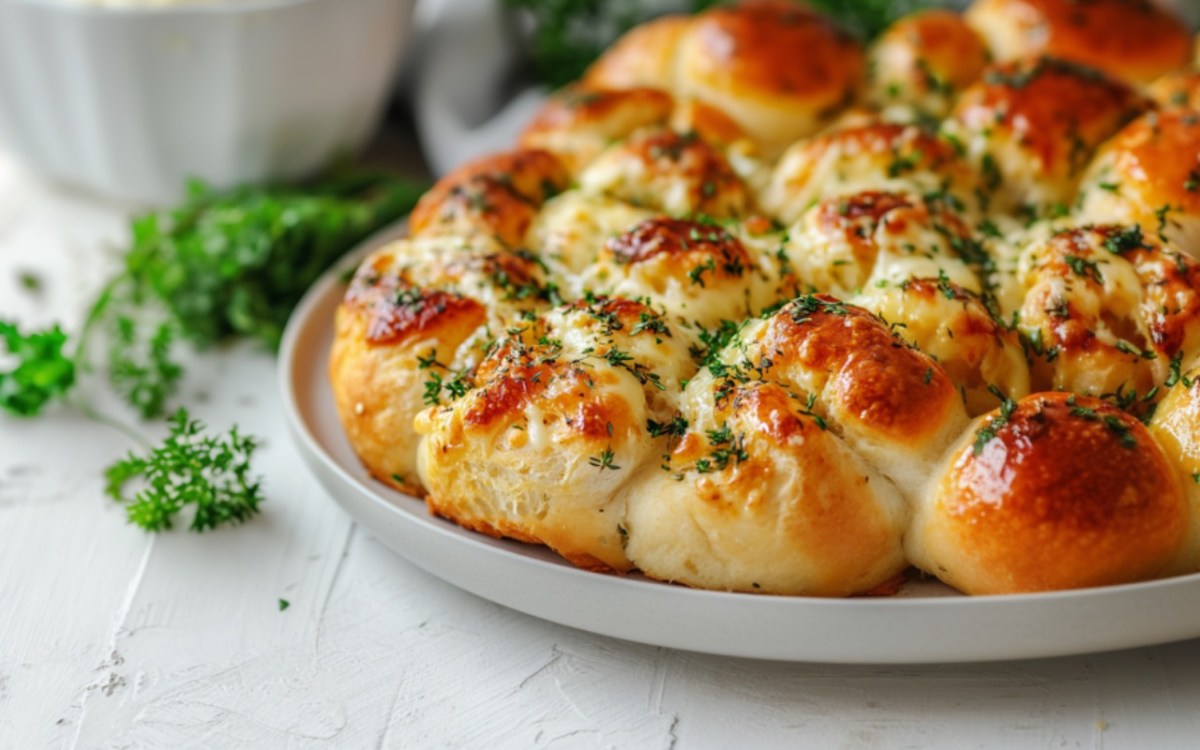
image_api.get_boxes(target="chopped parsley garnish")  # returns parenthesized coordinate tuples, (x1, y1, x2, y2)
(1102, 225, 1145, 255)
(589, 447, 620, 472)
(647, 416, 688, 438)
(687, 258, 717, 287)
(788, 295, 850, 326)
(972, 386, 1016, 455)
(1063, 254, 1103, 284)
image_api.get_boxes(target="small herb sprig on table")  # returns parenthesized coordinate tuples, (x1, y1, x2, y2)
(105, 408, 264, 532)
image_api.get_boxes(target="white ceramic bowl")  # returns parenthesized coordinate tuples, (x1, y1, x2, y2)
(0, 0, 413, 204)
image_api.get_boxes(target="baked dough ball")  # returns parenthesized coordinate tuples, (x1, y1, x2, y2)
(579, 127, 750, 218)
(944, 56, 1146, 215)
(1148, 364, 1200, 572)
(965, 0, 1192, 84)
(621, 378, 908, 595)
(852, 277, 1030, 416)
(867, 10, 991, 121)
(1148, 67, 1200, 112)
(761, 123, 981, 225)
(415, 297, 696, 571)
(584, 2, 865, 159)
(525, 191, 654, 282)
(410, 149, 570, 247)
(1010, 225, 1200, 402)
(734, 295, 970, 494)
(781, 191, 985, 299)
(583, 15, 691, 91)
(519, 86, 675, 174)
(587, 216, 763, 326)
(909, 392, 1189, 594)
(330, 236, 551, 495)
(673, 1, 864, 158)
(1078, 110, 1200, 259)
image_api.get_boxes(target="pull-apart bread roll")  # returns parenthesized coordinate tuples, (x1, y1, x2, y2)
(333, 150, 569, 494)
(779, 189, 985, 298)
(583, 1, 865, 159)
(866, 10, 991, 121)
(622, 296, 966, 595)
(910, 393, 1190, 594)
(416, 297, 695, 572)
(1007, 224, 1200, 402)
(944, 56, 1146, 216)
(1078, 111, 1200, 259)
(330, 235, 554, 495)
(410, 148, 571, 247)
(519, 87, 676, 175)
(965, 0, 1192, 84)
(578, 128, 751, 219)
(762, 123, 982, 224)
(588, 216, 767, 326)
(852, 278, 1031, 417)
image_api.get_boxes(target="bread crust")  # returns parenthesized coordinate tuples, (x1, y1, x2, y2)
(965, 0, 1192, 83)
(909, 392, 1189, 594)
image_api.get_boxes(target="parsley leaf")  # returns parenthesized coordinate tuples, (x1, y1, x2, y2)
(0, 321, 76, 417)
(104, 408, 264, 532)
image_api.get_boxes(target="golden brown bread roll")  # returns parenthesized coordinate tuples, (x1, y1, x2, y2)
(621, 294, 964, 595)
(1008, 224, 1200, 402)
(965, 0, 1192, 84)
(415, 297, 697, 571)
(409, 148, 570, 247)
(578, 127, 751, 218)
(587, 216, 766, 326)
(909, 392, 1190, 594)
(761, 122, 981, 225)
(584, 1, 865, 159)
(1078, 110, 1200, 259)
(621, 378, 909, 595)
(735, 295, 970, 494)
(330, 236, 552, 495)
(518, 86, 675, 175)
(779, 190, 985, 299)
(852, 277, 1030, 417)
(867, 10, 991, 120)
(583, 15, 691, 92)
(943, 56, 1147, 215)
(525, 191, 655, 282)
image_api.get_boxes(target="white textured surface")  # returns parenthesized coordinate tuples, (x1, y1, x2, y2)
(5, 149, 1200, 749)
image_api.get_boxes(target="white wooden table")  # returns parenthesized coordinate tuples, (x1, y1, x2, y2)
(5, 147, 1200, 750)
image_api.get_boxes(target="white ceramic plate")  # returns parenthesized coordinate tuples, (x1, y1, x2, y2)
(279, 226, 1200, 664)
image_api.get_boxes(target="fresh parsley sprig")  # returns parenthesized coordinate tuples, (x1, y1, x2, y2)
(0, 321, 76, 416)
(105, 408, 264, 532)
(0, 171, 427, 421)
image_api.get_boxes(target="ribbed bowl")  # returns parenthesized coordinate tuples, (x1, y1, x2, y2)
(0, 0, 413, 204)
